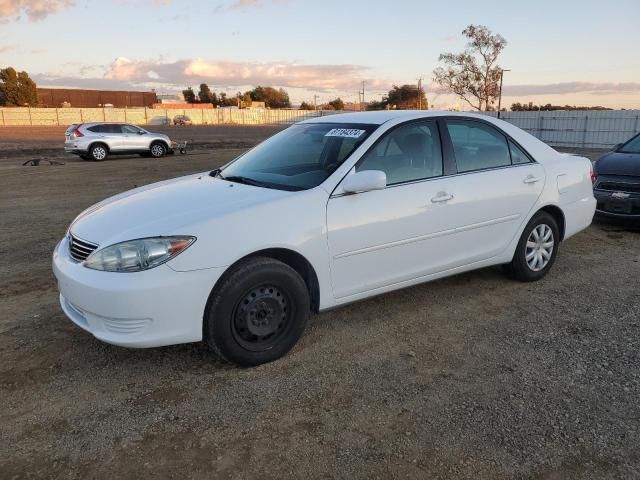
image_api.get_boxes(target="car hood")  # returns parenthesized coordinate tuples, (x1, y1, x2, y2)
(70, 173, 292, 246)
(595, 151, 640, 177)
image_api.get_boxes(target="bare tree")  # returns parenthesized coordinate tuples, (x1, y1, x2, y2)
(433, 25, 507, 111)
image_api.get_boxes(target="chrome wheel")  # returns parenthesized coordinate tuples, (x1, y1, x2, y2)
(525, 223, 554, 272)
(92, 146, 107, 160)
(150, 144, 165, 157)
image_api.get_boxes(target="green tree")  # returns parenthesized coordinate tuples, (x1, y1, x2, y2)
(182, 87, 197, 104)
(386, 85, 428, 110)
(433, 24, 507, 111)
(245, 86, 291, 108)
(299, 101, 315, 110)
(242, 92, 253, 107)
(0, 67, 38, 106)
(327, 98, 345, 110)
(198, 83, 214, 104)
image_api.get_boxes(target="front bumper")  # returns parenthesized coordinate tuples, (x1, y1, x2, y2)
(594, 188, 640, 221)
(52, 236, 225, 348)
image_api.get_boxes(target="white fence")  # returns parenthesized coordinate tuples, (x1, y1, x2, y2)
(484, 110, 640, 148)
(0, 107, 337, 127)
(2, 106, 639, 149)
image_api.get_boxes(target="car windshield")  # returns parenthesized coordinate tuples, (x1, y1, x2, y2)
(220, 123, 376, 191)
(619, 135, 640, 154)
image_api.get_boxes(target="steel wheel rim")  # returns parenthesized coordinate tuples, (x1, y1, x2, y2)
(93, 147, 106, 160)
(151, 145, 164, 157)
(231, 285, 291, 352)
(525, 223, 554, 272)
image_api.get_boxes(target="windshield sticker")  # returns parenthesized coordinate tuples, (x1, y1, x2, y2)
(325, 128, 366, 139)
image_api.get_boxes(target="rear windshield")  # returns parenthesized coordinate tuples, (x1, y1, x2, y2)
(221, 123, 376, 191)
(620, 134, 640, 154)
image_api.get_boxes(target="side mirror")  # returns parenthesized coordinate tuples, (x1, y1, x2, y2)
(138, 130, 145, 135)
(342, 170, 387, 194)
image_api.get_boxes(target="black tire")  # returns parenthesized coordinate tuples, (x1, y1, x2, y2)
(149, 142, 167, 158)
(505, 211, 560, 282)
(204, 257, 310, 367)
(89, 143, 108, 161)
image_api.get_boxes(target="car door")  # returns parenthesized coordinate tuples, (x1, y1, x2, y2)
(121, 124, 148, 150)
(327, 120, 462, 300)
(440, 119, 545, 264)
(100, 124, 125, 151)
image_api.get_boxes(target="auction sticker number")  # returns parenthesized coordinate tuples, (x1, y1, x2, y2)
(325, 128, 365, 138)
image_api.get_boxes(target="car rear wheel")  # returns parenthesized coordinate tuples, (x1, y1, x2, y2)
(204, 257, 310, 367)
(150, 142, 166, 158)
(505, 211, 559, 282)
(89, 144, 108, 161)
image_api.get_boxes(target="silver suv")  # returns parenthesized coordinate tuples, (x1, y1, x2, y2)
(64, 123, 173, 161)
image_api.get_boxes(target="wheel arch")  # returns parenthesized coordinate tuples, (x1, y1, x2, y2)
(88, 141, 110, 153)
(150, 139, 171, 150)
(538, 204, 566, 241)
(211, 248, 320, 313)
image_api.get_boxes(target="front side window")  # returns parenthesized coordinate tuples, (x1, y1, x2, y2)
(122, 124, 143, 134)
(447, 120, 511, 173)
(357, 121, 443, 185)
(221, 123, 376, 191)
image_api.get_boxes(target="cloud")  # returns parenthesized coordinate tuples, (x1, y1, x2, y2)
(0, 0, 74, 21)
(96, 56, 386, 91)
(214, 0, 290, 13)
(503, 82, 640, 96)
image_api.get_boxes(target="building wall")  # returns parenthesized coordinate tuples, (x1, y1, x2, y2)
(36, 88, 158, 108)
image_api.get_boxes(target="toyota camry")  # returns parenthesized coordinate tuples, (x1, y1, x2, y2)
(53, 111, 596, 366)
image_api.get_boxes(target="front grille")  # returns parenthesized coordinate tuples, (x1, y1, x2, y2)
(597, 181, 640, 194)
(68, 234, 98, 262)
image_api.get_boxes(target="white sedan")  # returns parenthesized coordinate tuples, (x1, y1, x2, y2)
(53, 111, 596, 366)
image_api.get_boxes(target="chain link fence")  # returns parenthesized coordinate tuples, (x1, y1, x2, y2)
(483, 110, 640, 148)
(2, 107, 639, 148)
(0, 107, 339, 128)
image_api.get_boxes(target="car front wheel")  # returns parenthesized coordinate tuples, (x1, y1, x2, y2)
(505, 211, 560, 282)
(149, 142, 167, 158)
(204, 257, 310, 367)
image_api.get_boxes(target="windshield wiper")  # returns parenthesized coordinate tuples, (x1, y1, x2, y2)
(223, 175, 270, 188)
(209, 168, 225, 179)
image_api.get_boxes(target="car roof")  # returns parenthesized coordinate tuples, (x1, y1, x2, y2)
(297, 110, 501, 126)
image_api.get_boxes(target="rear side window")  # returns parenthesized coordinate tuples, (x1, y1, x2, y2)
(87, 125, 104, 133)
(509, 140, 532, 165)
(104, 124, 122, 134)
(446, 120, 511, 173)
(357, 120, 443, 185)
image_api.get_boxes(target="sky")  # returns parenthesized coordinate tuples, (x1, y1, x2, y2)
(1, 0, 639, 109)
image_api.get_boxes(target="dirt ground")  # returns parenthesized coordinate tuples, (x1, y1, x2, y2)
(1, 126, 639, 479)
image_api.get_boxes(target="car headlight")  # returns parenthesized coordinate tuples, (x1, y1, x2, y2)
(84, 236, 195, 272)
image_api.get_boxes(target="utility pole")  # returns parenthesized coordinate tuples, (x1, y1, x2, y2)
(417, 77, 424, 110)
(360, 81, 365, 112)
(497, 69, 511, 119)
(313, 94, 319, 111)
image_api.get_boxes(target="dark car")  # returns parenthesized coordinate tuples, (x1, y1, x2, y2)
(593, 133, 640, 222)
(173, 115, 192, 126)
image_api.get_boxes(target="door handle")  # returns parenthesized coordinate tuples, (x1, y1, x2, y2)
(523, 175, 541, 184)
(431, 192, 454, 203)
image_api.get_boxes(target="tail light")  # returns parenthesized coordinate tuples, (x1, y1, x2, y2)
(72, 124, 84, 138)
(590, 164, 596, 184)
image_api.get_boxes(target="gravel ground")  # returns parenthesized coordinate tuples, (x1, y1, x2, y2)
(0, 126, 639, 479)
